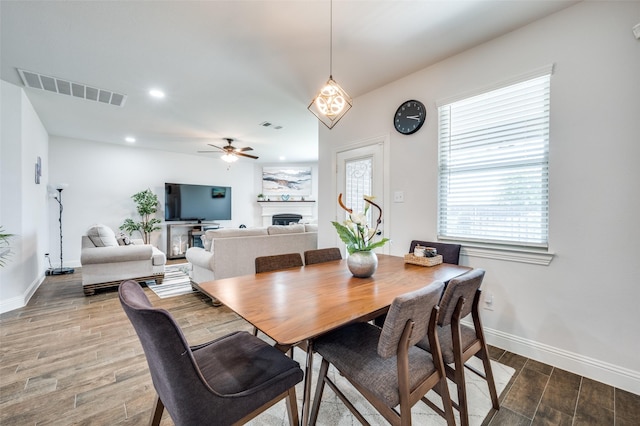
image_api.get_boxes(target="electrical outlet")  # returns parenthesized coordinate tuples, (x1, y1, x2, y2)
(483, 293, 494, 311)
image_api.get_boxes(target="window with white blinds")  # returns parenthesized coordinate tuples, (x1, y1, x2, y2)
(438, 72, 551, 247)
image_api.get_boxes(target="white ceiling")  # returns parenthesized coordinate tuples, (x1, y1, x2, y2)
(1, 0, 578, 163)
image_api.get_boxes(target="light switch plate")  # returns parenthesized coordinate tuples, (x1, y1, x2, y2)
(394, 191, 404, 203)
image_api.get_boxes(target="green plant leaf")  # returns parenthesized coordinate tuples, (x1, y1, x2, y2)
(331, 221, 359, 248)
(366, 238, 389, 251)
(121, 189, 161, 243)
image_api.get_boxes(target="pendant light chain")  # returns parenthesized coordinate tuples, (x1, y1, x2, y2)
(307, 0, 352, 129)
(329, 0, 333, 78)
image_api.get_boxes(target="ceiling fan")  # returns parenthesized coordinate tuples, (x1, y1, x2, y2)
(198, 138, 259, 162)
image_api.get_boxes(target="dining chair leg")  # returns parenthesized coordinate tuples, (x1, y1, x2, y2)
(149, 395, 164, 426)
(301, 339, 315, 426)
(478, 343, 500, 409)
(285, 387, 299, 426)
(454, 361, 469, 426)
(472, 291, 500, 411)
(438, 378, 457, 426)
(252, 326, 258, 336)
(309, 358, 330, 425)
(452, 314, 470, 426)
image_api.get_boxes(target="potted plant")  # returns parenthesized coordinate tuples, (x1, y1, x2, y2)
(332, 193, 389, 278)
(120, 189, 162, 244)
(257, 193, 266, 201)
(0, 226, 14, 267)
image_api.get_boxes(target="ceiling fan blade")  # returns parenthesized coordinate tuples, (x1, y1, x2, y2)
(207, 144, 225, 150)
(197, 150, 218, 153)
(234, 146, 254, 152)
(236, 152, 259, 159)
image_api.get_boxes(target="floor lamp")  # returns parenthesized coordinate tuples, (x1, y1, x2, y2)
(48, 183, 74, 275)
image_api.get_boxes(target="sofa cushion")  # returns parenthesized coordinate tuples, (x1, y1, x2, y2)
(267, 224, 305, 235)
(86, 224, 118, 247)
(205, 228, 268, 239)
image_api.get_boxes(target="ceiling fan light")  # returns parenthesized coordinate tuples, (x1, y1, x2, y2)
(308, 77, 352, 129)
(221, 153, 238, 163)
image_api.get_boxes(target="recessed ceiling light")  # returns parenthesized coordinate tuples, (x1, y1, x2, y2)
(279, 156, 286, 161)
(149, 89, 165, 99)
(125, 136, 136, 143)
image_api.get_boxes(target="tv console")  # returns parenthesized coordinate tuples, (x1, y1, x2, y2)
(166, 222, 220, 259)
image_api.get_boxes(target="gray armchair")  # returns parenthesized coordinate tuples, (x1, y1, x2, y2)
(118, 280, 304, 426)
(80, 225, 165, 295)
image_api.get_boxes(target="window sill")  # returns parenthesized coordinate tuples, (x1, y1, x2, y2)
(461, 245, 554, 266)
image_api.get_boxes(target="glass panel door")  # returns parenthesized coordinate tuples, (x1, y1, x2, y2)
(336, 141, 387, 254)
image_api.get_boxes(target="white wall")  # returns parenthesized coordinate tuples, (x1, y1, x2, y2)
(318, 2, 640, 393)
(49, 137, 260, 265)
(48, 138, 320, 266)
(0, 81, 50, 312)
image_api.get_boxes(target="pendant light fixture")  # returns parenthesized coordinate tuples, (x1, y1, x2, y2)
(308, 0, 352, 129)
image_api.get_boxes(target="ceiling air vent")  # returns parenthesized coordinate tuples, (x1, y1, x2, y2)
(17, 69, 127, 107)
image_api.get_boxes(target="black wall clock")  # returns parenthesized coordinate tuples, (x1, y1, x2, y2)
(393, 100, 426, 135)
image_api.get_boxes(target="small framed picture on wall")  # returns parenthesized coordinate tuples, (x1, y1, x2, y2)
(35, 156, 42, 184)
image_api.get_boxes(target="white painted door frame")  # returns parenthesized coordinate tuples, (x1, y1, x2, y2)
(332, 134, 390, 254)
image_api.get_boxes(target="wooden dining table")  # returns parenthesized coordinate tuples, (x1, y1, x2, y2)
(195, 254, 471, 425)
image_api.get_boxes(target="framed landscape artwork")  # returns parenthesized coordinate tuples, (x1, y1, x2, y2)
(262, 167, 312, 197)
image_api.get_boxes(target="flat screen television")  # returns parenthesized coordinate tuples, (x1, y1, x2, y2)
(165, 183, 232, 222)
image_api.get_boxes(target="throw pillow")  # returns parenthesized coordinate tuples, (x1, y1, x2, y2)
(117, 233, 131, 246)
(86, 224, 118, 247)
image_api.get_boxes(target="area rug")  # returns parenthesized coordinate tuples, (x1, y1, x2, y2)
(248, 349, 514, 426)
(146, 264, 196, 298)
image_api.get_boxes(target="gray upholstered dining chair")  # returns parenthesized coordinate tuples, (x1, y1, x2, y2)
(309, 282, 456, 426)
(374, 240, 463, 328)
(416, 268, 499, 426)
(303, 247, 342, 265)
(118, 280, 303, 426)
(409, 240, 462, 264)
(255, 252, 303, 273)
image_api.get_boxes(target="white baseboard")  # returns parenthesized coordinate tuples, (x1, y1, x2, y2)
(478, 323, 640, 395)
(0, 273, 44, 314)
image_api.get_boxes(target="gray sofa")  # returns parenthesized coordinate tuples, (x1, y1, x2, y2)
(186, 224, 318, 284)
(80, 225, 166, 295)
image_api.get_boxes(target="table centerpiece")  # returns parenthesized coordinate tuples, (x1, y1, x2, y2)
(332, 193, 389, 278)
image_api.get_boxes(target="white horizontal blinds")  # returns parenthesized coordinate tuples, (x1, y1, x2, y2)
(438, 74, 551, 247)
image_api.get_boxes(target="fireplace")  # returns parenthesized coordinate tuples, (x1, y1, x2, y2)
(258, 200, 316, 227)
(272, 214, 302, 225)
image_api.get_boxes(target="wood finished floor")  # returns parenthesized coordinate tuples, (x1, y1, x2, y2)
(1, 270, 638, 425)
